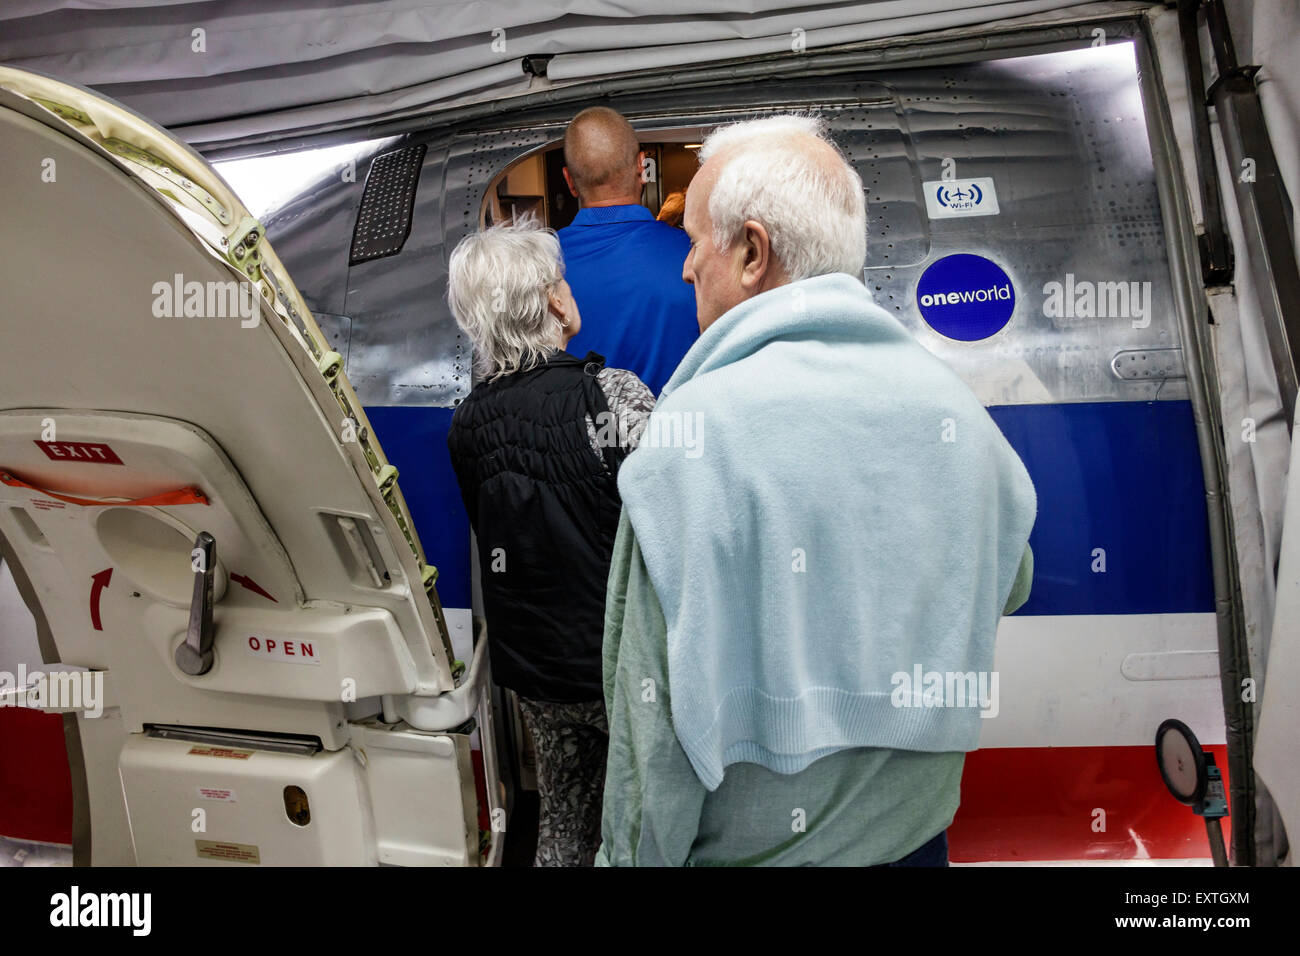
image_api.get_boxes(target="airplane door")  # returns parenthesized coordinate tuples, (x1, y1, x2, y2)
(223, 25, 1243, 865)
(0, 67, 502, 866)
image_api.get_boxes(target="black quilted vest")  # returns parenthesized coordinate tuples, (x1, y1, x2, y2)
(446, 351, 625, 702)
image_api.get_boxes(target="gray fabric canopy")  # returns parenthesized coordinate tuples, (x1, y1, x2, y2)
(0, 0, 1100, 147)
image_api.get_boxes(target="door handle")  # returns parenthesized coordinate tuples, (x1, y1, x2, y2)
(175, 531, 216, 676)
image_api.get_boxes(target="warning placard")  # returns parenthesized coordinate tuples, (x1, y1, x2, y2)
(187, 745, 253, 760)
(196, 786, 237, 803)
(34, 440, 124, 465)
(195, 840, 260, 864)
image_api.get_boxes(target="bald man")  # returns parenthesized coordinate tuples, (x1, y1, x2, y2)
(557, 107, 698, 397)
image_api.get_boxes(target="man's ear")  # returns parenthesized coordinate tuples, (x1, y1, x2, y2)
(635, 149, 647, 185)
(562, 166, 579, 198)
(738, 219, 774, 292)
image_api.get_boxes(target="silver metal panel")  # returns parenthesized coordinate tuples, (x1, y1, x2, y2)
(260, 33, 1186, 409)
(880, 42, 1187, 405)
(256, 155, 372, 317)
(312, 312, 353, 367)
(344, 137, 481, 406)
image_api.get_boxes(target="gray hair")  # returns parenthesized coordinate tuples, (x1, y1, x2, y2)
(698, 114, 866, 280)
(446, 217, 565, 380)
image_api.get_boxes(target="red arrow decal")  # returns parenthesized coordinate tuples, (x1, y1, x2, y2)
(90, 568, 112, 631)
(230, 573, 277, 603)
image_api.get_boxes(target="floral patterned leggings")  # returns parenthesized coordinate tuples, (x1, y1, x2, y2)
(517, 696, 610, 867)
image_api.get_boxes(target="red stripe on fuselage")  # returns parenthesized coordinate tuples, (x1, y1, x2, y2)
(0, 707, 73, 845)
(951, 745, 1230, 862)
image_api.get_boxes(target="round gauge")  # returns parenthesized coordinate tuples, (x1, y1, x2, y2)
(1155, 718, 1207, 807)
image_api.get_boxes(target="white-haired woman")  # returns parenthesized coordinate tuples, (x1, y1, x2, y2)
(444, 217, 653, 867)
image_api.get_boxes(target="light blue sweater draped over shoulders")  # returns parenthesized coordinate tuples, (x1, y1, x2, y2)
(616, 272, 1037, 791)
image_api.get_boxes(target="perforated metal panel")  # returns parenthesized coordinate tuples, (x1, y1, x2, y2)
(267, 21, 1182, 410)
(349, 143, 426, 264)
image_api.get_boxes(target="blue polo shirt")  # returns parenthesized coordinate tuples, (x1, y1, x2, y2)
(558, 204, 698, 397)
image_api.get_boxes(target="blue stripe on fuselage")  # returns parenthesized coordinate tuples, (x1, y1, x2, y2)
(362, 400, 1215, 619)
(989, 400, 1215, 615)
(363, 406, 471, 610)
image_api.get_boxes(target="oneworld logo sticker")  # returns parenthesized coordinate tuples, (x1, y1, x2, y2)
(917, 254, 1016, 341)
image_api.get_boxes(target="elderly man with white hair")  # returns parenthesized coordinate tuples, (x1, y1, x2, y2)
(443, 217, 654, 866)
(597, 115, 1037, 866)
